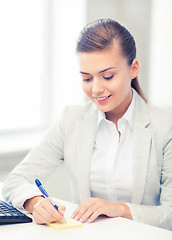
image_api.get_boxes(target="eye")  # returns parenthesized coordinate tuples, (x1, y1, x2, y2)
(103, 75, 114, 80)
(83, 77, 92, 82)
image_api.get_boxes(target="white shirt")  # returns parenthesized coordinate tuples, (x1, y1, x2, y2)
(90, 91, 135, 203)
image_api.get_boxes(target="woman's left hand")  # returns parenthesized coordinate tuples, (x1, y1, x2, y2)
(71, 197, 132, 223)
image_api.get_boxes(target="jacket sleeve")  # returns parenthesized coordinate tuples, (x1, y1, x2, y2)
(2, 107, 68, 208)
(127, 128, 172, 231)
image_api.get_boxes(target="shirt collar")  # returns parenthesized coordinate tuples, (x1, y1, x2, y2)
(97, 89, 135, 129)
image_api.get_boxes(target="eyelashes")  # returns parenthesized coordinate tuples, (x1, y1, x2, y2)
(103, 75, 114, 80)
(83, 77, 92, 82)
(83, 75, 114, 82)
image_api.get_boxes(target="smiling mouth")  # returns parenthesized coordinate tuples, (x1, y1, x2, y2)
(94, 94, 112, 101)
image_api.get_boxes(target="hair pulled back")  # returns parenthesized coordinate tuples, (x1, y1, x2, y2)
(76, 19, 146, 102)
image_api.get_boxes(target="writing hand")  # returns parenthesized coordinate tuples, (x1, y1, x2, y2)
(24, 196, 66, 224)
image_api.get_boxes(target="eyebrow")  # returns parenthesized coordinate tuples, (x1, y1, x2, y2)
(80, 67, 116, 75)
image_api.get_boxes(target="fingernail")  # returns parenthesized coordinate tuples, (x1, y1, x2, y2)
(61, 210, 65, 215)
(62, 217, 66, 223)
(59, 217, 66, 224)
(74, 216, 79, 221)
(87, 219, 91, 223)
(79, 218, 83, 223)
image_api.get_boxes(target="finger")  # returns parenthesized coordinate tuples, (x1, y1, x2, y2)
(33, 201, 59, 224)
(34, 198, 63, 223)
(73, 200, 95, 221)
(34, 213, 47, 224)
(56, 203, 66, 216)
(71, 204, 83, 219)
(87, 208, 102, 223)
(33, 209, 51, 224)
(74, 207, 87, 221)
(33, 203, 54, 222)
(72, 198, 97, 220)
(42, 201, 64, 220)
(33, 199, 54, 224)
(79, 204, 100, 223)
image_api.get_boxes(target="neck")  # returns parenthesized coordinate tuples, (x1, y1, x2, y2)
(105, 89, 133, 125)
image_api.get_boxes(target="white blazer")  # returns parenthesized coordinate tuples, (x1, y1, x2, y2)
(2, 91, 172, 230)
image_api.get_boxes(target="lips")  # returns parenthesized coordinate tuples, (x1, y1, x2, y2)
(94, 94, 112, 103)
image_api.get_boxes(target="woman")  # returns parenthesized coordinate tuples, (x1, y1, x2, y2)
(2, 19, 172, 230)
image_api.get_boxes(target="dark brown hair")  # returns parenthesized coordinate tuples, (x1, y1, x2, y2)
(76, 19, 147, 102)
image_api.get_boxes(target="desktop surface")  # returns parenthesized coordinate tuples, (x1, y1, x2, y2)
(0, 198, 172, 240)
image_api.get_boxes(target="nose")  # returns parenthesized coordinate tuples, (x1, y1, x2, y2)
(92, 78, 104, 96)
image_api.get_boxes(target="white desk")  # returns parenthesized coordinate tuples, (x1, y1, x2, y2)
(0, 183, 172, 240)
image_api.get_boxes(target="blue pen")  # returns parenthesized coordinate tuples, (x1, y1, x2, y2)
(35, 179, 59, 211)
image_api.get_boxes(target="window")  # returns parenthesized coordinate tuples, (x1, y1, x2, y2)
(0, 0, 86, 155)
(0, 0, 46, 132)
(149, 0, 172, 111)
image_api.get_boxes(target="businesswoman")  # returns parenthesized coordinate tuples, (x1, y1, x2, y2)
(3, 19, 172, 230)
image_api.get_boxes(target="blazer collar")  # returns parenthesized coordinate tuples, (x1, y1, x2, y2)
(132, 91, 152, 204)
(133, 89, 150, 129)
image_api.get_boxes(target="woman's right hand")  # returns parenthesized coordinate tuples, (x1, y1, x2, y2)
(24, 196, 66, 224)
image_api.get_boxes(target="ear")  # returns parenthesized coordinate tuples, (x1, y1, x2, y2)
(130, 59, 139, 79)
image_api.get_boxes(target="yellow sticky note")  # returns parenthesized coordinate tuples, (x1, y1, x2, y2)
(47, 217, 83, 231)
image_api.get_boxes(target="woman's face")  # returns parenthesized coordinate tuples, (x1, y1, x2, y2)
(78, 40, 139, 120)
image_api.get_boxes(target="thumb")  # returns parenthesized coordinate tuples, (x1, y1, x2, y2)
(57, 204, 66, 216)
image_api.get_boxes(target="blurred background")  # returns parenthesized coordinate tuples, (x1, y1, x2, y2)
(0, 0, 172, 201)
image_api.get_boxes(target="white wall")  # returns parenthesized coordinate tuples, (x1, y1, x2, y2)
(86, 0, 172, 110)
(86, 0, 152, 96)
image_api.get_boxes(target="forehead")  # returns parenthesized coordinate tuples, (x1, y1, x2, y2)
(77, 41, 127, 74)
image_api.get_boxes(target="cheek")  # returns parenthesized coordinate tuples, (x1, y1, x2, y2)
(82, 82, 92, 97)
(107, 79, 124, 93)
(112, 74, 131, 92)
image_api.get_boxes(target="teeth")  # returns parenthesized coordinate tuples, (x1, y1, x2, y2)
(96, 96, 108, 100)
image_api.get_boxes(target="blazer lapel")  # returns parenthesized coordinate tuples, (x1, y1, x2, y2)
(132, 93, 152, 204)
(76, 103, 97, 203)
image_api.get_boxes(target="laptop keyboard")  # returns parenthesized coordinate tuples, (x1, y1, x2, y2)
(0, 200, 32, 224)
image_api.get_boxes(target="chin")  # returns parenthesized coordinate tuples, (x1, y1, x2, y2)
(95, 105, 113, 113)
